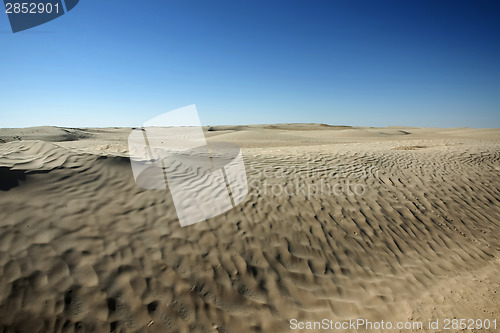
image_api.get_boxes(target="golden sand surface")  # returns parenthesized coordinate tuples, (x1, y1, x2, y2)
(0, 125, 498, 332)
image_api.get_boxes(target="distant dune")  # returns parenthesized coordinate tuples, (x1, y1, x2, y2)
(0, 125, 499, 332)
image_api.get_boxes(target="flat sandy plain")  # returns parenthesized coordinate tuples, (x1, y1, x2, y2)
(0, 124, 499, 332)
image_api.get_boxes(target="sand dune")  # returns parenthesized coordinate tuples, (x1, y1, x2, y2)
(0, 125, 499, 332)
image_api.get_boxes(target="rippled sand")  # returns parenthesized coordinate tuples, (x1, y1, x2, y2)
(0, 125, 499, 332)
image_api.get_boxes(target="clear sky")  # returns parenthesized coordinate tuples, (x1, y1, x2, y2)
(1, 0, 499, 128)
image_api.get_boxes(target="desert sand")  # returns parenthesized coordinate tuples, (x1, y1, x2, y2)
(0, 124, 499, 332)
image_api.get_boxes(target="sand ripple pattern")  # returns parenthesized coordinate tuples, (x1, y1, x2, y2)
(0, 137, 499, 332)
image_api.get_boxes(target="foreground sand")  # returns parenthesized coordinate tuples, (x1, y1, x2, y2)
(0, 125, 499, 332)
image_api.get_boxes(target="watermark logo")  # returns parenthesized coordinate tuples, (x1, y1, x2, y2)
(3, 0, 79, 33)
(128, 105, 248, 227)
(248, 162, 376, 199)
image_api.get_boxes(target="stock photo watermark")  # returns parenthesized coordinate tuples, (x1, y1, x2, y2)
(248, 163, 378, 199)
(3, 0, 79, 33)
(127, 105, 379, 225)
(128, 105, 249, 227)
(289, 317, 498, 331)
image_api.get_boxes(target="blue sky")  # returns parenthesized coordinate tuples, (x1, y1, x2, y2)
(1, 0, 499, 128)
